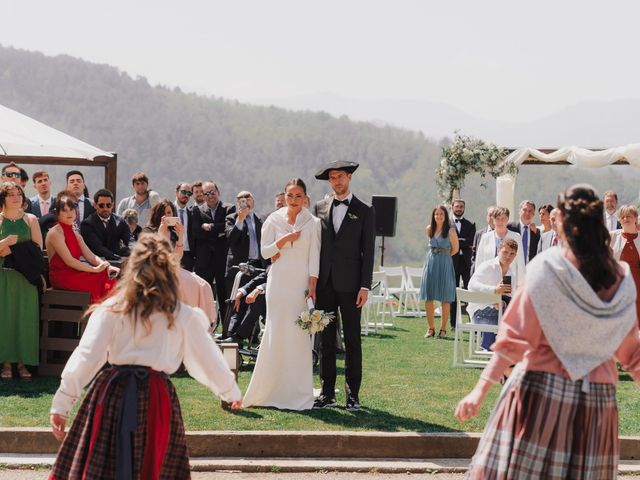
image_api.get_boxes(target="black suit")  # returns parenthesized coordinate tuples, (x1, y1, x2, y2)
(174, 202, 196, 271)
(507, 221, 540, 264)
(450, 217, 476, 328)
(223, 211, 266, 336)
(192, 201, 235, 319)
(78, 198, 95, 222)
(228, 268, 268, 341)
(314, 195, 375, 401)
(30, 196, 53, 219)
(80, 213, 134, 261)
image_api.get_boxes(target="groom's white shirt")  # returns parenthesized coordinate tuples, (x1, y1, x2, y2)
(332, 192, 353, 233)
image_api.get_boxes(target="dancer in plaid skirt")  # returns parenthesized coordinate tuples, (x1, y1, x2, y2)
(456, 184, 640, 480)
(48, 234, 242, 480)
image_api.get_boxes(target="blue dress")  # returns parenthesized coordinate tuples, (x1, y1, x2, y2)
(419, 232, 456, 303)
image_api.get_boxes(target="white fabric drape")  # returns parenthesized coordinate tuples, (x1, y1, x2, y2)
(495, 144, 640, 215)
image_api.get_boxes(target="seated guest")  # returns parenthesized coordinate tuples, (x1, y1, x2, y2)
(475, 207, 525, 287)
(222, 268, 268, 347)
(1, 162, 32, 213)
(471, 206, 496, 271)
(507, 200, 540, 264)
(46, 191, 118, 303)
(538, 204, 553, 233)
(65, 171, 94, 225)
(30, 170, 53, 218)
(0, 182, 43, 380)
(537, 208, 561, 253)
(610, 205, 640, 325)
(603, 190, 621, 231)
(122, 208, 142, 241)
(467, 238, 518, 350)
(81, 189, 134, 261)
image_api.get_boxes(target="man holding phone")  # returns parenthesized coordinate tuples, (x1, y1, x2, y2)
(466, 238, 519, 350)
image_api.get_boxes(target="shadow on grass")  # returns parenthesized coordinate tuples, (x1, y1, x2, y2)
(247, 405, 460, 433)
(0, 377, 59, 397)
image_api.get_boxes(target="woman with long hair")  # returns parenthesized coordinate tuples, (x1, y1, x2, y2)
(46, 191, 118, 303)
(243, 178, 321, 410)
(48, 234, 241, 479)
(0, 182, 43, 380)
(418, 205, 459, 338)
(456, 184, 640, 478)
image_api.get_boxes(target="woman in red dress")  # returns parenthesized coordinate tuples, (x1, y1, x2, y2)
(46, 191, 118, 303)
(610, 204, 640, 325)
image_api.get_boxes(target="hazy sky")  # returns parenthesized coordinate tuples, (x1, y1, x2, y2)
(4, 0, 640, 122)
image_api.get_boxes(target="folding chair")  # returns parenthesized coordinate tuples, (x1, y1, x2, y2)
(380, 266, 406, 323)
(453, 288, 503, 368)
(402, 266, 424, 316)
(362, 271, 394, 334)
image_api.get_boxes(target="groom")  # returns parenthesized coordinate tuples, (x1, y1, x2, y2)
(313, 161, 376, 411)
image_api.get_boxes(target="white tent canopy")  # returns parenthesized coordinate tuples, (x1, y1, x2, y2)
(496, 144, 640, 213)
(0, 103, 112, 160)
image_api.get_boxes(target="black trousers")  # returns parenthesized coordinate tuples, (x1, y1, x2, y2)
(451, 251, 472, 328)
(228, 294, 265, 341)
(316, 286, 362, 400)
(180, 251, 195, 272)
(223, 270, 258, 337)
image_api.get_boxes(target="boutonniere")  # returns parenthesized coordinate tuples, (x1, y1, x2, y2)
(347, 213, 358, 220)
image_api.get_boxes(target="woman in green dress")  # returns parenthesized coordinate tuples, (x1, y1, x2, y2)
(0, 182, 43, 380)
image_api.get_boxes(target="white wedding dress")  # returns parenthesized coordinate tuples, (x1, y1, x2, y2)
(243, 207, 321, 410)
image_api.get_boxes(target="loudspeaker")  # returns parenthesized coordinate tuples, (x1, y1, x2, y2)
(371, 195, 397, 237)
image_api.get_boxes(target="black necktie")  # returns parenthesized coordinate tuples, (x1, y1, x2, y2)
(333, 198, 349, 207)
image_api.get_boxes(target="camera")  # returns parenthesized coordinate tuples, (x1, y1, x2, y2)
(237, 198, 248, 210)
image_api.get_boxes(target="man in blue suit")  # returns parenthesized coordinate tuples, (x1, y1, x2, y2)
(29, 170, 53, 218)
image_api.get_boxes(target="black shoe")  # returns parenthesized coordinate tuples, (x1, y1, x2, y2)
(313, 395, 337, 409)
(346, 395, 361, 412)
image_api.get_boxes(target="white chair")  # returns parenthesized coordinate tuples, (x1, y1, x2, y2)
(380, 266, 406, 322)
(362, 271, 394, 334)
(453, 288, 503, 368)
(402, 266, 424, 316)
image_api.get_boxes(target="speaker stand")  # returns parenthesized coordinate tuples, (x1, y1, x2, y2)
(379, 236, 386, 267)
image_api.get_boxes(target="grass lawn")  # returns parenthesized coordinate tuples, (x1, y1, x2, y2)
(2, 315, 640, 433)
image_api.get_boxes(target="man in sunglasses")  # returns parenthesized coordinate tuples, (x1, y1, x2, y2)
(80, 189, 134, 262)
(174, 182, 196, 271)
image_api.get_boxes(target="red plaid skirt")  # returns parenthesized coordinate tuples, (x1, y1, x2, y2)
(467, 367, 618, 479)
(49, 366, 190, 479)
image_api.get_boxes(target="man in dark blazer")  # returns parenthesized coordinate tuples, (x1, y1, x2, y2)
(66, 170, 95, 226)
(313, 161, 376, 412)
(174, 182, 196, 271)
(29, 170, 53, 218)
(507, 200, 540, 264)
(80, 189, 134, 261)
(450, 199, 476, 329)
(192, 181, 235, 320)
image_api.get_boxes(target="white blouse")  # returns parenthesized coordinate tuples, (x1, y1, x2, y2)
(610, 229, 640, 261)
(51, 297, 241, 417)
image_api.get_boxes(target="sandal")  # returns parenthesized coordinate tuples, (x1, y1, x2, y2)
(1, 364, 12, 380)
(424, 328, 436, 338)
(16, 364, 32, 380)
(438, 330, 447, 339)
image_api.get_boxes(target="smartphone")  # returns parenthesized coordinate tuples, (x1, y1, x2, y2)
(237, 198, 247, 210)
(502, 275, 512, 286)
(165, 216, 180, 227)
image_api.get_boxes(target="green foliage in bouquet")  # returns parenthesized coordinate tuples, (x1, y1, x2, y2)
(435, 132, 518, 203)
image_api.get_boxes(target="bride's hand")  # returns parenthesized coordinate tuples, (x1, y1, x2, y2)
(230, 401, 242, 410)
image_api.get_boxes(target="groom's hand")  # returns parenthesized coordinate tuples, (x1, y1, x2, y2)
(356, 289, 368, 308)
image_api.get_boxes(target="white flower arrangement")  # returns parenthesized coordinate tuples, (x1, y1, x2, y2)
(296, 308, 335, 334)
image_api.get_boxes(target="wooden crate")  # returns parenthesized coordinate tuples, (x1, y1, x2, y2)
(39, 289, 91, 376)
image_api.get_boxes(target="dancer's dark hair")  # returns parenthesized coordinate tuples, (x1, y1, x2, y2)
(429, 205, 451, 239)
(557, 184, 618, 291)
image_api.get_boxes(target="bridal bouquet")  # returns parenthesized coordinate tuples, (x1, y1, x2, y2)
(296, 308, 335, 334)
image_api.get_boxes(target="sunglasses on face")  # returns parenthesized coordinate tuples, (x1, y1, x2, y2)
(4, 172, 21, 178)
(97, 203, 113, 209)
(203, 191, 218, 197)
(179, 190, 193, 196)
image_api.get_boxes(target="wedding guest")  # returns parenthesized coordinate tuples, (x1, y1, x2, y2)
(467, 238, 518, 350)
(173, 182, 195, 271)
(538, 204, 553, 232)
(610, 205, 640, 325)
(0, 182, 43, 380)
(507, 200, 540, 264)
(450, 198, 476, 329)
(471, 206, 496, 269)
(1, 162, 32, 213)
(603, 190, 621, 231)
(274, 191, 285, 210)
(475, 207, 525, 287)
(48, 234, 241, 478)
(116, 171, 160, 228)
(144, 200, 183, 254)
(19, 168, 29, 189)
(537, 208, 561, 253)
(30, 170, 53, 218)
(192, 180, 205, 207)
(46, 191, 118, 303)
(456, 184, 640, 479)
(65, 171, 94, 225)
(122, 208, 142, 241)
(419, 205, 459, 338)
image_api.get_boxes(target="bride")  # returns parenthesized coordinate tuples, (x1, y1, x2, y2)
(243, 178, 321, 410)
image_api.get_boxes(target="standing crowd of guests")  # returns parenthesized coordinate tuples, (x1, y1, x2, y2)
(0, 161, 285, 379)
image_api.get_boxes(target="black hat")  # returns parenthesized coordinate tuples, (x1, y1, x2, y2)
(314, 161, 359, 180)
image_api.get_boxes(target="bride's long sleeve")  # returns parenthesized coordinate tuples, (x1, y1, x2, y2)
(260, 217, 280, 259)
(308, 218, 321, 278)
